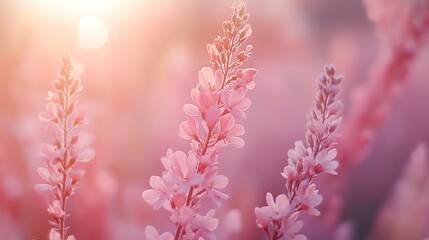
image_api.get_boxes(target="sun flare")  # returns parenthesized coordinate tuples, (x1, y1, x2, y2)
(77, 16, 109, 49)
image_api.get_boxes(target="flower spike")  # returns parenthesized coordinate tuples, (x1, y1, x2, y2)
(36, 55, 94, 240)
(143, 1, 257, 239)
(255, 66, 343, 240)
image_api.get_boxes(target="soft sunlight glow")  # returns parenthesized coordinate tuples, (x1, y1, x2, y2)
(78, 16, 109, 49)
(35, 0, 117, 15)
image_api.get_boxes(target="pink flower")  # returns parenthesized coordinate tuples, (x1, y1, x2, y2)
(68, 133, 95, 163)
(287, 141, 309, 164)
(191, 209, 219, 239)
(255, 193, 290, 228)
(178, 116, 199, 141)
(184, 89, 221, 130)
(49, 229, 76, 240)
(221, 86, 251, 120)
(197, 67, 223, 92)
(203, 171, 229, 207)
(35, 165, 61, 192)
(40, 143, 61, 163)
(172, 206, 194, 226)
(314, 149, 339, 175)
(49, 229, 61, 240)
(233, 68, 257, 90)
(280, 212, 306, 240)
(281, 163, 298, 191)
(185, 90, 219, 116)
(145, 226, 174, 240)
(142, 175, 173, 210)
(39, 103, 59, 122)
(47, 200, 65, 218)
(215, 114, 245, 148)
(297, 182, 323, 216)
(161, 149, 203, 193)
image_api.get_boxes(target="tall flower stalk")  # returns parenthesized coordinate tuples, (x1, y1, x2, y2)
(142, 1, 257, 239)
(36, 55, 94, 240)
(255, 66, 343, 240)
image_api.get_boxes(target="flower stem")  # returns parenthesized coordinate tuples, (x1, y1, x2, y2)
(59, 75, 70, 240)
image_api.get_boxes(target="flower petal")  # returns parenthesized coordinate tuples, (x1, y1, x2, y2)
(183, 104, 200, 116)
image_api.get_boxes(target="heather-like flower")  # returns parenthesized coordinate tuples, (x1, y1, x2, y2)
(36, 55, 94, 240)
(255, 65, 342, 239)
(143, 1, 257, 239)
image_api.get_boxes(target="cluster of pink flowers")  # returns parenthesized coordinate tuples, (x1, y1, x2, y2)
(36, 55, 94, 240)
(142, 1, 257, 239)
(255, 65, 342, 240)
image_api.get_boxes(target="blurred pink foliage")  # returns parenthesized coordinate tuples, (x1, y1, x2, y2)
(340, 0, 429, 164)
(142, 1, 257, 239)
(370, 143, 429, 240)
(255, 66, 342, 240)
(36, 55, 94, 240)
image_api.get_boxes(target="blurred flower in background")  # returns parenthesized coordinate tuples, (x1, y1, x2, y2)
(0, 0, 428, 239)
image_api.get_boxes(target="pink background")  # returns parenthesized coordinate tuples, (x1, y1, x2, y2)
(0, 0, 428, 239)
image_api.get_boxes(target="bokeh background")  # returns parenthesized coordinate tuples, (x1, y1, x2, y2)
(0, 0, 428, 239)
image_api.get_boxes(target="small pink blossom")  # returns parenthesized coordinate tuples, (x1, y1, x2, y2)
(40, 143, 60, 163)
(145, 226, 174, 240)
(297, 181, 323, 216)
(49, 229, 76, 240)
(161, 150, 203, 193)
(215, 114, 245, 148)
(233, 68, 257, 90)
(203, 171, 229, 206)
(255, 193, 290, 225)
(197, 67, 223, 92)
(47, 200, 65, 219)
(280, 213, 306, 240)
(221, 86, 251, 120)
(287, 141, 309, 164)
(191, 209, 219, 239)
(314, 149, 339, 175)
(142, 175, 173, 210)
(178, 116, 199, 141)
(185, 90, 219, 119)
(172, 206, 194, 226)
(66, 235, 76, 240)
(49, 229, 61, 240)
